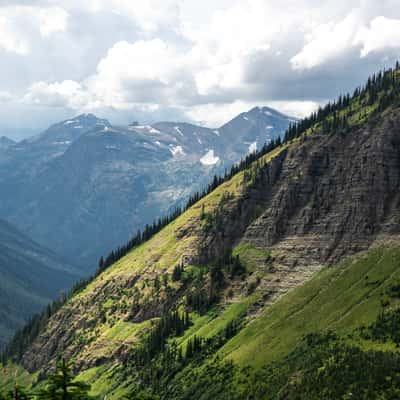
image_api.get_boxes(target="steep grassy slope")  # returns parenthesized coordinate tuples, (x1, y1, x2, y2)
(38, 243, 400, 399)
(0, 219, 80, 348)
(3, 66, 400, 398)
(222, 243, 400, 366)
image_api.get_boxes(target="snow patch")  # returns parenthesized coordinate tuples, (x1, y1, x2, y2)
(52, 141, 71, 145)
(200, 150, 219, 166)
(155, 140, 161, 146)
(194, 132, 202, 144)
(265, 125, 274, 130)
(248, 141, 257, 153)
(174, 126, 184, 136)
(73, 125, 83, 129)
(169, 145, 185, 157)
(243, 116, 249, 121)
(263, 110, 272, 116)
(213, 130, 220, 136)
(64, 120, 76, 125)
(149, 127, 161, 134)
(133, 125, 161, 134)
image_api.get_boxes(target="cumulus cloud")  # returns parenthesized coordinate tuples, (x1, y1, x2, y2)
(24, 80, 88, 108)
(37, 6, 68, 37)
(0, 5, 68, 55)
(87, 39, 184, 107)
(291, 11, 361, 70)
(0, 90, 13, 102)
(0, 13, 30, 54)
(356, 16, 400, 57)
(3, 0, 400, 136)
(291, 9, 400, 70)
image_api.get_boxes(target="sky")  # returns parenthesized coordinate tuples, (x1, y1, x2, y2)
(1, 0, 400, 139)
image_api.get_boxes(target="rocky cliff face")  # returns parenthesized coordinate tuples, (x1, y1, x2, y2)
(200, 108, 400, 267)
(16, 106, 400, 377)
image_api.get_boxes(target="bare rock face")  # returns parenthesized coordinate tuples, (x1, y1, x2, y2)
(200, 108, 400, 265)
(250, 111, 400, 263)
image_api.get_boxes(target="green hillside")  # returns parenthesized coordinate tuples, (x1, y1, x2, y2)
(2, 64, 400, 399)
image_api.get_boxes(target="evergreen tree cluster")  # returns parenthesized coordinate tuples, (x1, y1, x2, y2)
(185, 251, 244, 314)
(171, 264, 184, 282)
(127, 330, 400, 400)
(185, 288, 212, 314)
(133, 310, 191, 366)
(185, 320, 240, 360)
(125, 317, 242, 398)
(360, 308, 400, 345)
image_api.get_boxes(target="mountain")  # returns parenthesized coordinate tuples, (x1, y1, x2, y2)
(0, 136, 14, 150)
(2, 66, 400, 398)
(0, 108, 292, 270)
(0, 219, 81, 348)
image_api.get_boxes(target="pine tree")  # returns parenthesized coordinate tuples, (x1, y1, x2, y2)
(37, 359, 93, 400)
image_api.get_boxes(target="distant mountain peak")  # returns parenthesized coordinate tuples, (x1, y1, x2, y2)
(73, 112, 97, 119)
(0, 135, 15, 144)
(64, 113, 110, 125)
(0, 135, 16, 149)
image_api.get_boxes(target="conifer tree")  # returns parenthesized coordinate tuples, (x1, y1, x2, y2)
(36, 359, 93, 400)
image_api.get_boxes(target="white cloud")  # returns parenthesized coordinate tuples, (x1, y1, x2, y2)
(356, 16, 400, 57)
(24, 80, 88, 108)
(0, 14, 30, 54)
(37, 6, 69, 37)
(0, 5, 68, 55)
(183, 1, 281, 96)
(186, 101, 258, 128)
(267, 101, 320, 119)
(87, 39, 184, 107)
(291, 9, 400, 70)
(291, 11, 361, 70)
(0, 91, 13, 102)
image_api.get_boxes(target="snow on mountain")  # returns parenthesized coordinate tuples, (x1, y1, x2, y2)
(200, 149, 220, 165)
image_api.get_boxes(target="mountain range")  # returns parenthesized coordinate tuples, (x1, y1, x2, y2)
(1, 65, 400, 399)
(0, 107, 292, 270)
